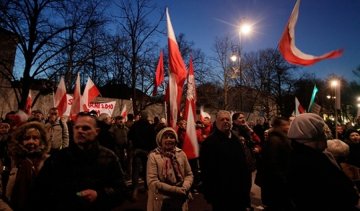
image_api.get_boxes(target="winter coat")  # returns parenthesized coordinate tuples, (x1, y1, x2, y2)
(288, 141, 359, 211)
(45, 118, 69, 151)
(199, 127, 251, 210)
(29, 143, 127, 211)
(147, 147, 193, 211)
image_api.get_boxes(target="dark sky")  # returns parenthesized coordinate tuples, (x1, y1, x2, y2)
(158, 0, 360, 81)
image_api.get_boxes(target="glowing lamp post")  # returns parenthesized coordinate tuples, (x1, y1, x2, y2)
(331, 79, 340, 139)
(230, 19, 253, 111)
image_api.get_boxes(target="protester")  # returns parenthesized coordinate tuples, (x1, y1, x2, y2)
(29, 112, 128, 210)
(231, 112, 259, 209)
(287, 113, 359, 210)
(28, 110, 45, 123)
(256, 116, 293, 211)
(146, 127, 193, 211)
(200, 110, 252, 211)
(110, 116, 130, 178)
(45, 107, 69, 154)
(176, 118, 187, 148)
(128, 110, 156, 201)
(4, 121, 50, 210)
(0, 122, 11, 189)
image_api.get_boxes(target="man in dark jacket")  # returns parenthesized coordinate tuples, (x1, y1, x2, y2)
(199, 110, 252, 211)
(256, 116, 293, 210)
(29, 112, 128, 211)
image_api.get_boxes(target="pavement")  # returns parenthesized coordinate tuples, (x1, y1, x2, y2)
(113, 172, 264, 211)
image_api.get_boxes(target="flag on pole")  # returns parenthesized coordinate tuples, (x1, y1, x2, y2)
(166, 8, 187, 129)
(200, 105, 211, 122)
(121, 104, 127, 120)
(308, 84, 318, 112)
(183, 57, 199, 159)
(82, 77, 100, 111)
(152, 50, 164, 96)
(295, 97, 305, 116)
(54, 77, 68, 117)
(279, 0, 343, 66)
(70, 73, 81, 120)
(25, 90, 32, 115)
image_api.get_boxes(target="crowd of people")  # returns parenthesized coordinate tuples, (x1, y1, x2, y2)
(0, 107, 360, 211)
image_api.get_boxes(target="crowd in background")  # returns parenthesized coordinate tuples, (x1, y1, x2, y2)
(0, 107, 360, 210)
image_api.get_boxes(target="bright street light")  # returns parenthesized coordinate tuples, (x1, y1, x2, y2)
(240, 23, 252, 35)
(229, 18, 253, 111)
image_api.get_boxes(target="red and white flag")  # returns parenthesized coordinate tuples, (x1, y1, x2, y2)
(70, 73, 81, 120)
(279, 0, 343, 66)
(82, 77, 100, 111)
(183, 57, 199, 159)
(121, 104, 127, 120)
(24, 90, 32, 115)
(54, 77, 67, 117)
(295, 97, 305, 116)
(152, 50, 164, 96)
(200, 105, 211, 122)
(166, 8, 187, 129)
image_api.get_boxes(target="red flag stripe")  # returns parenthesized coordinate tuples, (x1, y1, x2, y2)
(166, 8, 187, 129)
(153, 51, 164, 96)
(279, 0, 343, 66)
(183, 57, 199, 159)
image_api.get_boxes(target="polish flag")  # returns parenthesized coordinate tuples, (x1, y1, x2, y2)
(24, 90, 32, 115)
(200, 105, 211, 122)
(295, 97, 305, 116)
(121, 104, 127, 120)
(54, 77, 67, 117)
(152, 51, 164, 96)
(82, 77, 100, 111)
(279, 0, 343, 66)
(183, 57, 199, 159)
(70, 73, 81, 120)
(166, 8, 187, 129)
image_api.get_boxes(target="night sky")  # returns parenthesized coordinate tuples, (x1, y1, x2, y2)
(156, 0, 360, 81)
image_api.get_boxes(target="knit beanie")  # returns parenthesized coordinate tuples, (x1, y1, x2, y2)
(288, 113, 326, 143)
(156, 127, 178, 146)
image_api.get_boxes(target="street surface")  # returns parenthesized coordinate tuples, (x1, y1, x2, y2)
(114, 172, 264, 211)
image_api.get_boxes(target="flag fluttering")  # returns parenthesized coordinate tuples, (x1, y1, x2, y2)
(82, 77, 100, 111)
(166, 8, 187, 129)
(70, 73, 81, 120)
(183, 57, 199, 159)
(295, 97, 305, 116)
(279, 0, 343, 66)
(200, 105, 211, 122)
(54, 77, 67, 117)
(308, 84, 318, 112)
(24, 90, 32, 115)
(153, 51, 164, 96)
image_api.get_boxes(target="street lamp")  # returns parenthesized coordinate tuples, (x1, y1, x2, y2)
(231, 19, 253, 111)
(330, 79, 340, 139)
(356, 96, 360, 117)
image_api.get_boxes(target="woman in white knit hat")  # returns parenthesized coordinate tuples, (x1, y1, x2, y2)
(146, 127, 193, 211)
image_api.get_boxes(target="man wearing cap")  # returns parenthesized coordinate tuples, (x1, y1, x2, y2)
(287, 113, 359, 210)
